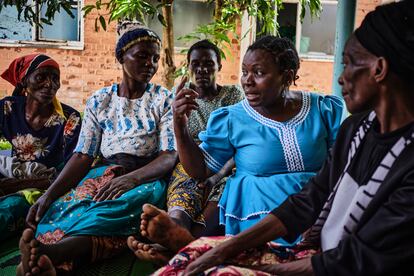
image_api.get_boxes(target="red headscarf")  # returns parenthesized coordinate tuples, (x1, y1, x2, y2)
(1, 53, 60, 95)
(1, 54, 65, 118)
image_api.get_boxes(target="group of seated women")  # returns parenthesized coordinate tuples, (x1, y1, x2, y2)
(0, 1, 412, 275)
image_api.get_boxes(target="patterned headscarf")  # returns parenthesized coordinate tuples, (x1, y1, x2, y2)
(355, 0, 414, 83)
(1, 54, 65, 118)
(115, 20, 161, 62)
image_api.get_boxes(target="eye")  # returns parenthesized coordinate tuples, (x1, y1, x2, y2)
(255, 70, 264, 76)
(35, 74, 45, 81)
(153, 55, 160, 63)
(241, 69, 247, 77)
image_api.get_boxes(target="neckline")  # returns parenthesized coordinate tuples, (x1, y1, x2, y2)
(193, 83, 225, 103)
(242, 91, 310, 129)
(112, 83, 151, 100)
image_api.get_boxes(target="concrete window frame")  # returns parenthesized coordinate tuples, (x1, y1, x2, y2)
(0, 0, 84, 50)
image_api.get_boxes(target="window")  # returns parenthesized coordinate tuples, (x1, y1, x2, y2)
(147, 0, 215, 48)
(270, 0, 338, 60)
(0, 1, 84, 49)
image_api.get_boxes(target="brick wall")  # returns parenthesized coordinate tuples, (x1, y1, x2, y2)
(0, 0, 380, 111)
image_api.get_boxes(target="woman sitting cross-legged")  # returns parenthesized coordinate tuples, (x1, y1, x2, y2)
(0, 54, 81, 242)
(130, 36, 346, 265)
(16, 21, 177, 275)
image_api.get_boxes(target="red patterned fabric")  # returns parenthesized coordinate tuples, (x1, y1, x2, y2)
(154, 236, 319, 275)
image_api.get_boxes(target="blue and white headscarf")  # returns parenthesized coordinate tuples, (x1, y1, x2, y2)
(115, 20, 161, 62)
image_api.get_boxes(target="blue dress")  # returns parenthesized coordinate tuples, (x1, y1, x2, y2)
(199, 92, 346, 245)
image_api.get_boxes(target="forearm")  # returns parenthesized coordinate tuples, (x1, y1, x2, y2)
(174, 123, 210, 180)
(215, 158, 235, 178)
(0, 177, 51, 195)
(221, 214, 288, 258)
(43, 153, 93, 201)
(127, 151, 178, 185)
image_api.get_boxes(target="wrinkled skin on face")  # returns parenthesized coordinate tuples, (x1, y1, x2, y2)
(339, 35, 380, 114)
(121, 40, 160, 84)
(188, 48, 221, 90)
(24, 67, 60, 105)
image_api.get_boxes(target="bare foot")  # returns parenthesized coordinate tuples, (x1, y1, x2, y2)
(17, 228, 37, 276)
(140, 204, 194, 252)
(31, 255, 56, 276)
(127, 236, 172, 266)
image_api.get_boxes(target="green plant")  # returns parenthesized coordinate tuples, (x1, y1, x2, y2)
(0, 138, 12, 150)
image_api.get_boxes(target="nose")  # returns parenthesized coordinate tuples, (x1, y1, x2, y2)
(338, 71, 344, 86)
(241, 72, 254, 86)
(196, 66, 208, 74)
(44, 77, 52, 87)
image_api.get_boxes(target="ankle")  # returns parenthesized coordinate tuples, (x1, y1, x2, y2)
(168, 210, 192, 230)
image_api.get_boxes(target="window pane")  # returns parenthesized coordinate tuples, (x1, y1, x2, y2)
(148, 0, 214, 48)
(39, 3, 79, 41)
(0, 6, 32, 40)
(276, 3, 297, 43)
(300, 4, 337, 55)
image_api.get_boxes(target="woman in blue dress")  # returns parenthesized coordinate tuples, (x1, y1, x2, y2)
(0, 54, 81, 241)
(131, 36, 346, 263)
(17, 21, 177, 274)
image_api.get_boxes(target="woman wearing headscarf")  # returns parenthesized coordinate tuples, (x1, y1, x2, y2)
(151, 1, 414, 275)
(16, 21, 177, 274)
(0, 54, 81, 241)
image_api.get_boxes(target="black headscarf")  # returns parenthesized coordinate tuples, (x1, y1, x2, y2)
(355, 0, 414, 83)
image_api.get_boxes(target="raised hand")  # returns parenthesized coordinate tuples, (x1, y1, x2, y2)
(172, 76, 199, 128)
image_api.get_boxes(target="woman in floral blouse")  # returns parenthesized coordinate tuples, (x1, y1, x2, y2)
(17, 21, 177, 275)
(0, 53, 81, 241)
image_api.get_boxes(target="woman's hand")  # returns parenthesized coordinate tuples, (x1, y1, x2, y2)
(173, 76, 199, 128)
(26, 194, 53, 229)
(251, 257, 314, 276)
(94, 175, 136, 202)
(198, 173, 222, 199)
(184, 243, 230, 275)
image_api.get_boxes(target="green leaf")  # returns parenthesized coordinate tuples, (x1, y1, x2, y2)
(99, 15, 106, 31)
(40, 17, 52, 25)
(95, 17, 99, 32)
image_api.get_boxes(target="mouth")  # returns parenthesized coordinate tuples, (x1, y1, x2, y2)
(245, 93, 260, 102)
(195, 77, 210, 83)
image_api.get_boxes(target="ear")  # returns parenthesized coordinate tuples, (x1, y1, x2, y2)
(373, 57, 388, 83)
(283, 69, 295, 86)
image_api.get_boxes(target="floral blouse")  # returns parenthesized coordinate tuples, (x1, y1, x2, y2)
(0, 96, 82, 169)
(74, 83, 176, 158)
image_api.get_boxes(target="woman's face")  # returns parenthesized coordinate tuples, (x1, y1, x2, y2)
(241, 49, 285, 108)
(188, 48, 221, 89)
(339, 36, 378, 113)
(25, 66, 60, 104)
(121, 40, 160, 83)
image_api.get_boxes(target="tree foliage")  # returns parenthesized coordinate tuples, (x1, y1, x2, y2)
(0, 0, 76, 26)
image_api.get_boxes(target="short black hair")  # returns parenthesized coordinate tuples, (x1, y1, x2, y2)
(248, 35, 300, 85)
(187, 39, 221, 65)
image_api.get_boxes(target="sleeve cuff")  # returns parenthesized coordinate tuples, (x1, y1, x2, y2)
(200, 146, 224, 173)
